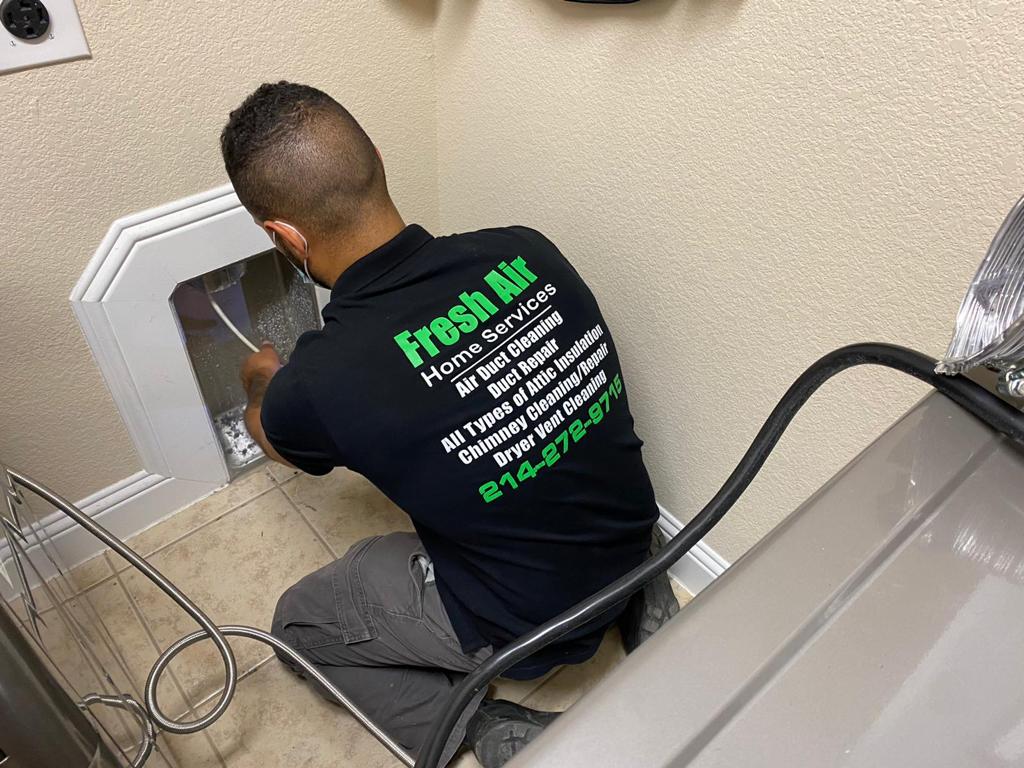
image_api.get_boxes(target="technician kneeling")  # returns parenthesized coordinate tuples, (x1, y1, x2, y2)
(223, 82, 675, 768)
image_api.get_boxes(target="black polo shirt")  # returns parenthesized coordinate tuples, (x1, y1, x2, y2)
(262, 224, 658, 678)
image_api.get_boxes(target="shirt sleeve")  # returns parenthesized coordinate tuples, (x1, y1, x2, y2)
(260, 366, 339, 476)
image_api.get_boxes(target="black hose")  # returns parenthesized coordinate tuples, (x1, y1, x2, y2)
(415, 342, 1024, 768)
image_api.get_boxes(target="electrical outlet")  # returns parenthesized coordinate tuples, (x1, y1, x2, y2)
(0, 0, 89, 76)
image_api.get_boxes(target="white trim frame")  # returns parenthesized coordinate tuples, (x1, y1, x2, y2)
(70, 184, 275, 486)
(658, 503, 730, 595)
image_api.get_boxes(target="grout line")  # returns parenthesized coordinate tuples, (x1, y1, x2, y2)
(62, 470, 288, 768)
(201, 726, 230, 768)
(519, 674, 571, 710)
(104, 484, 280, 577)
(266, 466, 301, 487)
(187, 651, 277, 716)
(13, 600, 130, 744)
(514, 668, 567, 705)
(73, 579, 151, 705)
(32, 573, 144, 747)
(280, 484, 339, 560)
(184, 658, 279, 768)
(58, 551, 117, 597)
(109, 533, 262, 768)
(188, 651, 278, 713)
(33, 476, 279, 602)
(60, 553, 121, 598)
(241, 651, 277, 679)
(126, 735, 181, 768)
(111, 567, 198, 724)
(102, 551, 118, 581)
(162, 738, 185, 768)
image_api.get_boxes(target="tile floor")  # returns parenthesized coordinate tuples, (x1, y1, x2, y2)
(8, 465, 691, 768)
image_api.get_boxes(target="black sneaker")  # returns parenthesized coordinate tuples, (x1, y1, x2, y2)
(465, 699, 560, 768)
(619, 525, 680, 653)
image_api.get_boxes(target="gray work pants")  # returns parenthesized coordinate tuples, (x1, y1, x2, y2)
(271, 532, 493, 765)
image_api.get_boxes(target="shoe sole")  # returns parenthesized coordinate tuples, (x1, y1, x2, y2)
(474, 711, 560, 768)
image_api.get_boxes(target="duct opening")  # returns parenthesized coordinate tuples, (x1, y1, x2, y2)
(170, 248, 320, 477)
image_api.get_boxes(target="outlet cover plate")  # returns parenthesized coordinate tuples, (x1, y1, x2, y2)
(0, 0, 90, 75)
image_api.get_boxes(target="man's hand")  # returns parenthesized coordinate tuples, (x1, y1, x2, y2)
(239, 343, 294, 469)
(241, 342, 282, 399)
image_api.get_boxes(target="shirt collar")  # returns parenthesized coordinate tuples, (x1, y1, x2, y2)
(330, 224, 434, 300)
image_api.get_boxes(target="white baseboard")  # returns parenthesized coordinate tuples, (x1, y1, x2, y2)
(1, 471, 217, 597)
(657, 503, 730, 595)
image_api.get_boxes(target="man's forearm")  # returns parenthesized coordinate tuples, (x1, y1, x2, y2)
(244, 374, 294, 468)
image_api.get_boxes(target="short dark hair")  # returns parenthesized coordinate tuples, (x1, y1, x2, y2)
(221, 82, 387, 236)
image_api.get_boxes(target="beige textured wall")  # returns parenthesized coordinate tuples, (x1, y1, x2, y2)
(0, 1, 438, 501)
(6, 1, 1023, 565)
(434, 1, 1024, 561)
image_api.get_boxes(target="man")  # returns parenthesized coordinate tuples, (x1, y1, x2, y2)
(222, 82, 676, 767)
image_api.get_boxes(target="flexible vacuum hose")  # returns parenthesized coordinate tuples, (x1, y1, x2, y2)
(413, 343, 1024, 768)
(7, 344, 1024, 768)
(207, 294, 260, 354)
(5, 471, 415, 767)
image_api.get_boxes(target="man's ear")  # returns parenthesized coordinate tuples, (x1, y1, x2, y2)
(263, 220, 284, 251)
(264, 220, 305, 257)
